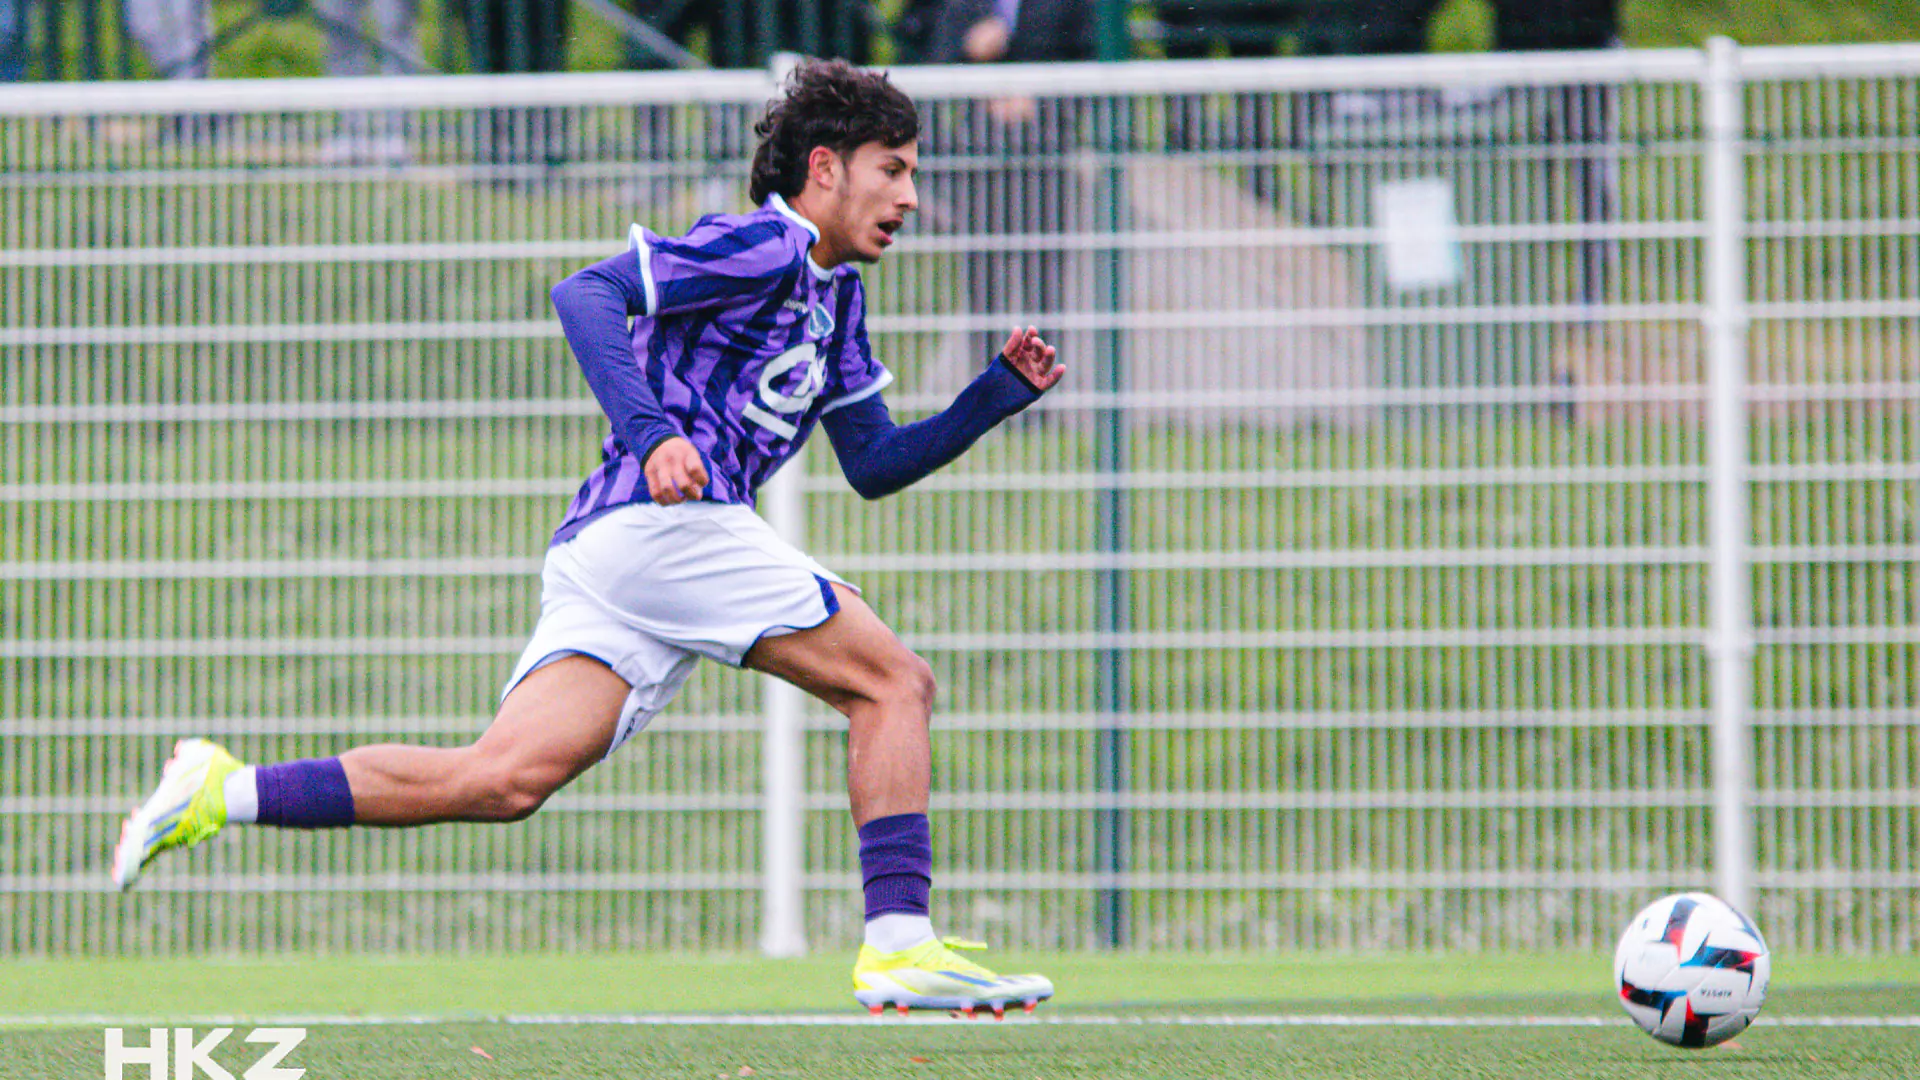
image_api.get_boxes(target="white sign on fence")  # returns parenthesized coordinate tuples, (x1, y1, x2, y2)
(1374, 177, 1463, 290)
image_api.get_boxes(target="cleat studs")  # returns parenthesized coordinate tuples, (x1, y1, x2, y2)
(897, 1003, 910, 1017)
(1023, 1000, 1039, 1014)
(869, 1005, 884, 1017)
(992, 1004, 1006, 1020)
(959, 1005, 974, 1018)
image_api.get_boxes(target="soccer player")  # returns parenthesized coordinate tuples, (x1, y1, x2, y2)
(110, 59, 1064, 1018)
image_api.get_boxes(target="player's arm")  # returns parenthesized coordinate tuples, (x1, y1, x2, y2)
(550, 223, 789, 503)
(821, 327, 1064, 500)
(549, 252, 697, 499)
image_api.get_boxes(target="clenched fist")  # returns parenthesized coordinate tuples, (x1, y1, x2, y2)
(645, 437, 709, 505)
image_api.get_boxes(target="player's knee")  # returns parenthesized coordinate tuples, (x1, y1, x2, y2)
(882, 652, 937, 717)
(818, 645, 936, 721)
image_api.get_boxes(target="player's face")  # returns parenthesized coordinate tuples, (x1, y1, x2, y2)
(831, 139, 918, 263)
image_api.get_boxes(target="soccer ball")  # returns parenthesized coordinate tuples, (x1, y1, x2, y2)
(1614, 892, 1771, 1048)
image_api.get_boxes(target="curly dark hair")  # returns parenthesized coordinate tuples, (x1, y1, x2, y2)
(749, 59, 919, 205)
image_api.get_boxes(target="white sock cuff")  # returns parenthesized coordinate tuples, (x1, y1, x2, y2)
(222, 766, 258, 824)
(864, 913, 935, 953)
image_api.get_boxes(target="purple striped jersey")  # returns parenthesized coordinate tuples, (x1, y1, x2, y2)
(554, 194, 892, 543)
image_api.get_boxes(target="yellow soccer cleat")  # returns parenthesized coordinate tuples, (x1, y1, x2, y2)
(111, 738, 243, 890)
(853, 936, 1053, 1018)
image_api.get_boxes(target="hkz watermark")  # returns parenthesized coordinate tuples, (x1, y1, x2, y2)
(103, 1027, 305, 1080)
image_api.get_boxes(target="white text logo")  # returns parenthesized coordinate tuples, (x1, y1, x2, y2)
(103, 1027, 305, 1080)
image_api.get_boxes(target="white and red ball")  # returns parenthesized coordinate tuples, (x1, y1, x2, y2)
(1614, 892, 1770, 1048)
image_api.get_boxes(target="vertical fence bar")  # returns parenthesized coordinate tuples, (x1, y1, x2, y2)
(759, 455, 809, 957)
(1704, 36, 1755, 917)
(1093, 93, 1130, 949)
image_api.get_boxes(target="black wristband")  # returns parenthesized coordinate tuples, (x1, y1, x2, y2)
(992, 352, 1045, 396)
(637, 433, 678, 468)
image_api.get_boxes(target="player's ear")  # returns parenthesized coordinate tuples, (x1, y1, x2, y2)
(806, 145, 842, 191)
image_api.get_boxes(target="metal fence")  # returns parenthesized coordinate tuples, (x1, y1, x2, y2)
(1, 44, 1915, 957)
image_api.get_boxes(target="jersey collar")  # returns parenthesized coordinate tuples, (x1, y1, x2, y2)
(766, 193, 834, 282)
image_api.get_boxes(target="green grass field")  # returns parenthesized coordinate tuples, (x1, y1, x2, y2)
(2, 952, 1917, 1078)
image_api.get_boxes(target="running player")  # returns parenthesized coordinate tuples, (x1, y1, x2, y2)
(111, 58, 1064, 1018)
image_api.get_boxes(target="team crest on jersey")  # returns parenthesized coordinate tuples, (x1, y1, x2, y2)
(743, 341, 827, 439)
(808, 301, 834, 339)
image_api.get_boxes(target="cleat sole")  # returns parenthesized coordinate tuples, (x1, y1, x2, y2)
(857, 994, 1050, 1018)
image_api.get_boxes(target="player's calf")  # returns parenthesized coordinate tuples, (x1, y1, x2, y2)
(332, 741, 575, 825)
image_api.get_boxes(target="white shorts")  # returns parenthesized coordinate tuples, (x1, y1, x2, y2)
(500, 501, 852, 756)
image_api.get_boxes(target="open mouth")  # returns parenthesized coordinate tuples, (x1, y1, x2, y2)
(876, 219, 902, 242)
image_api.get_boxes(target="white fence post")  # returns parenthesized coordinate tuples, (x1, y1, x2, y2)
(1704, 36, 1756, 916)
(758, 455, 808, 957)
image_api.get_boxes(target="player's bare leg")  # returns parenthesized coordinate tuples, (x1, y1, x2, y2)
(746, 584, 1053, 1018)
(342, 654, 629, 824)
(745, 585, 932, 826)
(112, 656, 630, 887)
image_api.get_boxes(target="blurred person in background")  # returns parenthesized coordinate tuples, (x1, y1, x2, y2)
(0, 0, 24, 81)
(921, 0, 1092, 363)
(125, 0, 217, 141)
(126, 0, 210, 80)
(315, 0, 422, 164)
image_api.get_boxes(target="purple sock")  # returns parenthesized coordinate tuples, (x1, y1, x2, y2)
(255, 758, 357, 829)
(858, 812, 931, 920)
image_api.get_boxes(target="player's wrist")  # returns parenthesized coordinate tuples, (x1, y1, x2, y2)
(989, 353, 1045, 398)
(636, 430, 684, 468)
